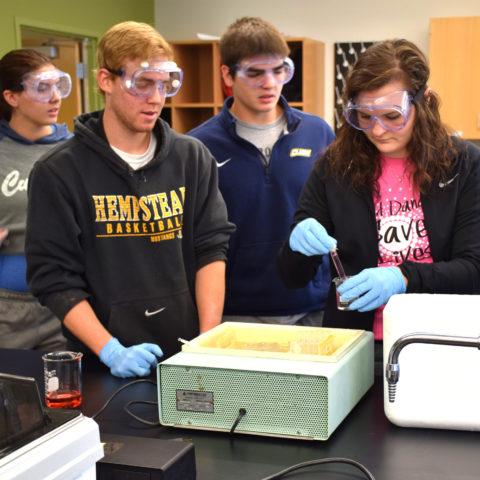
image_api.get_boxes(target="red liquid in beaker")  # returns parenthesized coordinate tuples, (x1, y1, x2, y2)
(45, 389, 82, 408)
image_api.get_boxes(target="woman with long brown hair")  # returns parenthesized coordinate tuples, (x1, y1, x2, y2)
(0, 49, 72, 349)
(278, 39, 480, 339)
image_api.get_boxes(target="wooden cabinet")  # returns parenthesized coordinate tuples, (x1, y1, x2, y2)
(429, 17, 480, 139)
(162, 38, 325, 134)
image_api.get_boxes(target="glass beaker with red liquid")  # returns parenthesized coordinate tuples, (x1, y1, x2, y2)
(42, 351, 83, 408)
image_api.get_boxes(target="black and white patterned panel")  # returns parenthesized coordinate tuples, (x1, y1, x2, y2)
(334, 42, 374, 132)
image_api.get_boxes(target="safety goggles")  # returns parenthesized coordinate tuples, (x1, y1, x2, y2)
(234, 57, 294, 87)
(108, 61, 183, 98)
(343, 88, 424, 131)
(21, 69, 72, 102)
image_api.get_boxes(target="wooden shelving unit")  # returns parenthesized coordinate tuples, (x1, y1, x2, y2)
(162, 38, 325, 134)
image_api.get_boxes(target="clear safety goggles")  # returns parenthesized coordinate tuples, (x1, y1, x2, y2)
(234, 57, 295, 87)
(21, 69, 72, 102)
(343, 88, 424, 131)
(108, 61, 183, 98)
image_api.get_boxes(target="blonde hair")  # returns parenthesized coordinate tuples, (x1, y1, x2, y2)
(97, 21, 173, 71)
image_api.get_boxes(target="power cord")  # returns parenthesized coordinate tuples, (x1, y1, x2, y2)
(91, 384, 376, 479)
(123, 399, 159, 426)
(261, 457, 376, 480)
(230, 408, 247, 434)
(91, 378, 159, 426)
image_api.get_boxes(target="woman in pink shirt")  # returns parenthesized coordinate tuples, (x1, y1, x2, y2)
(278, 39, 480, 341)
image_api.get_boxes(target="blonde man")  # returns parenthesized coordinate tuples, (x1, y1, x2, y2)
(26, 21, 234, 378)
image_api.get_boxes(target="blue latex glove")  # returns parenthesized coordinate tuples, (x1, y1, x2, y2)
(337, 266, 406, 312)
(99, 337, 163, 378)
(289, 218, 337, 256)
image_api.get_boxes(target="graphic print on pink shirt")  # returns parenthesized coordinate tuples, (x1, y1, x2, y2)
(372, 156, 433, 338)
(376, 157, 432, 264)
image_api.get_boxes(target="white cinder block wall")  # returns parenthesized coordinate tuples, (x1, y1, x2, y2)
(154, 0, 480, 129)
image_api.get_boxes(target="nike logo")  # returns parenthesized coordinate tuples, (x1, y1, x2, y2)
(216, 158, 231, 168)
(145, 307, 166, 317)
(439, 173, 459, 188)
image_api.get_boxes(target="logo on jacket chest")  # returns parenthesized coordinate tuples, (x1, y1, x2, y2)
(92, 187, 185, 242)
(1, 170, 28, 197)
(290, 148, 312, 158)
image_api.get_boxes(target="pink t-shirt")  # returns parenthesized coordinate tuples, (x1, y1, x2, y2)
(372, 156, 433, 339)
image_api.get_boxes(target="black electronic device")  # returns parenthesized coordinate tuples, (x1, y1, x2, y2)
(0, 373, 81, 459)
(97, 433, 196, 480)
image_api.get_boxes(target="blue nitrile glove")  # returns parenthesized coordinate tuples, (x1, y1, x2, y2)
(99, 337, 163, 378)
(289, 218, 337, 256)
(337, 266, 406, 312)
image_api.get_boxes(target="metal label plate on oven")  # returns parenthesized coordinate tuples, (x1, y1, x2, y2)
(176, 389, 214, 413)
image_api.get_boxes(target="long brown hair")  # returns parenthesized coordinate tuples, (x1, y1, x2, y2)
(0, 49, 53, 121)
(326, 39, 457, 194)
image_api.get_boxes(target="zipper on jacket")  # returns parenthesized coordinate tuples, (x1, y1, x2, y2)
(238, 140, 272, 183)
(262, 126, 290, 183)
(232, 120, 292, 184)
(262, 155, 272, 183)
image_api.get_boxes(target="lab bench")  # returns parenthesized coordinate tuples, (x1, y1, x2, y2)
(0, 348, 479, 479)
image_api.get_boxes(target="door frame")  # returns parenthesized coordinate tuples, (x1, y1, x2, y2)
(14, 16, 103, 112)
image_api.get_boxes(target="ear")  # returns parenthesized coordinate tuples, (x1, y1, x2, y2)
(2, 90, 20, 108)
(97, 68, 115, 94)
(221, 65, 234, 88)
(424, 87, 432, 104)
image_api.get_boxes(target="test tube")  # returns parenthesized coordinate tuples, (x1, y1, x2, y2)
(330, 247, 346, 280)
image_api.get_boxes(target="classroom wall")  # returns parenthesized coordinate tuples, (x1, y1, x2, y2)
(154, 0, 480, 128)
(1, 0, 154, 111)
(0, 0, 154, 54)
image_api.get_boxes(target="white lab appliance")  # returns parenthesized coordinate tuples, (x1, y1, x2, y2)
(0, 373, 103, 479)
(383, 294, 480, 431)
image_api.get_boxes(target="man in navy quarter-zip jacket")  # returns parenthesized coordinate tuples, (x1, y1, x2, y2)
(189, 17, 335, 326)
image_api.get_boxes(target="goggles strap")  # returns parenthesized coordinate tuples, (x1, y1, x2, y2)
(411, 84, 427, 104)
(104, 67, 123, 77)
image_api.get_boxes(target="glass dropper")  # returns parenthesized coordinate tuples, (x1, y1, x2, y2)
(330, 246, 347, 280)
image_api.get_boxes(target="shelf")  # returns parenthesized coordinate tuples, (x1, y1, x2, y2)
(170, 41, 223, 105)
(165, 38, 325, 134)
(162, 105, 220, 134)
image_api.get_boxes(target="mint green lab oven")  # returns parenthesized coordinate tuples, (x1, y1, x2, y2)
(157, 323, 374, 441)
